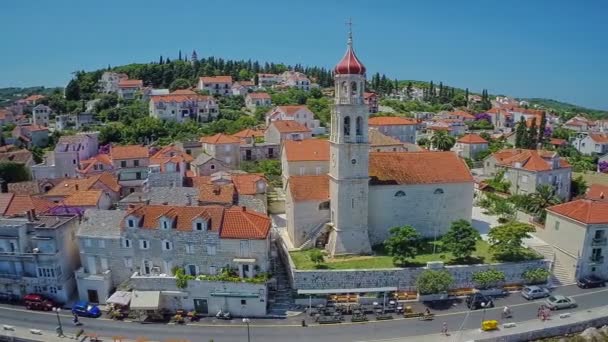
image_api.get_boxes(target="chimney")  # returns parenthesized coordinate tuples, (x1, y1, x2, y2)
(31, 209, 36, 221)
(186, 194, 192, 206)
(601, 192, 605, 200)
(241, 206, 246, 212)
(75, 184, 79, 191)
(0, 178, 7, 193)
(128, 204, 136, 209)
(162, 201, 169, 205)
(26, 210, 33, 222)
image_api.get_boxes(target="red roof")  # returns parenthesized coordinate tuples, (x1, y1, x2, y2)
(199, 184, 235, 205)
(283, 139, 329, 161)
(1, 193, 54, 217)
(494, 149, 570, 172)
(220, 206, 271, 239)
(231, 174, 266, 195)
(457, 134, 488, 144)
(151, 92, 213, 103)
(369, 151, 473, 185)
(288, 175, 329, 202)
(273, 105, 310, 116)
(247, 92, 271, 100)
(269, 120, 311, 133)
(368, 116, 417, 126)
(549, 138, 567, 146)
(547, 199, 608, 224)
(590, 134, 608, 144)
(334, 39, 366, 75)
(118, 79, 143, 88)
(200, 133, 241, 144)
(232, 128, 265, 139)
(110, 145, 150, 160)
(586, 184, 608, 201)
(199, 76, 233, 84)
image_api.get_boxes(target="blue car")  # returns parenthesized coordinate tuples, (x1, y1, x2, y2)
(71, 301, 101, 318)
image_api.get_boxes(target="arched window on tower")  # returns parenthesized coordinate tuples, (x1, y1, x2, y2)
(356, 116, 363, 136)
(394, 190, 406, 197)
(341, 81, 348, 98)
(434, 188, 445, 194)
(318, 201, 330, 210)
(344, 116, 351, 136)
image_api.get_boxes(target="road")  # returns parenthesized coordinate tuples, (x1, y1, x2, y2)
(1, 285, 608, 342)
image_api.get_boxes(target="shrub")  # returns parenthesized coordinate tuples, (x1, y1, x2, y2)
(472, 269, 506, 289)
(416, 270, 454, 295)
(522, 268, 551, 285)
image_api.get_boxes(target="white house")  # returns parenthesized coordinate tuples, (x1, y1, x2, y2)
(32, 104, 51, 127)
(149, 90, 219, 123)
(265, 105, 325, 135)
(198, 76, 233, 96)
(118, 79, 143, 100)
(245, 93, 272, 109)
(368, 116, 417, 143)
(573, 133, 608, 155)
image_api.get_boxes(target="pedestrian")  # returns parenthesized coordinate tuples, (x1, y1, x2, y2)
(442, 321, 449, 336)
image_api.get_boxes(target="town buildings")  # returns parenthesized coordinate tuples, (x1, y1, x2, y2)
(11, 124, 50, 148)
(100, 72, 128, 93)
(149, 90, 219, 123)
(31, 132, 100, 180)
(110, 145, 151, 195)
(453, 133, 489, 160)
(199, 134, 241, 169)
(257, 73, 279, 88)
(118, 79, 144, 100)
(363, 92, 378, 113)
(264, 120, 312, 145)
(572, 133, 608, 156)
(198, 76, 233, 96)
(245, 92, 272, 109)
(265, 105, 325, 135)
(279, 71, 311, 91)
(368, 116, 417, 143)
(31, 104, 51, 127)
(147, 145, 193, 188)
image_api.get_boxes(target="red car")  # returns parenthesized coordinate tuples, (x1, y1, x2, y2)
(23, 294, 55, 311)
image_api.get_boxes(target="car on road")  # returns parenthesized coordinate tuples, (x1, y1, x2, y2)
(545, 295, 576, 310)
(71, 301, 101, 318)
(23, 294, 55, 311)
(521, 285, 550, 300)
(577, 275, 606, 289)
(465, 293, 494, 310)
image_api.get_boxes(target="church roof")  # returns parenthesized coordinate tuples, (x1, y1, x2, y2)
(334, 34, 366, 75)
(287, 175, 329, 202)
(369, 151, 473, 185)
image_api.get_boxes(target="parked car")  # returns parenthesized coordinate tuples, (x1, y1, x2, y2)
(465, 293, 494, 310)
(521, 285, 550, 300)
(23, 294, 55, 311)
(72, 301, 101, 318)
(577, 275, 606, 289)
(545, 295, 576, 310)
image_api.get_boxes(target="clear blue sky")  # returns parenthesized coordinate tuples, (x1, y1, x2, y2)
(1, 0, 607, 109)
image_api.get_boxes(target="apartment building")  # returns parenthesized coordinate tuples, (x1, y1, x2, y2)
(198, 76, 233, 96)
(368, 116, 417, 143)
(149, 90, 219, 123)
(31, 132, 100, 180)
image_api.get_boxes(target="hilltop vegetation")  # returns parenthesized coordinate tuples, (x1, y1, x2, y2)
(521, 98, 608, 120)
(0, 86, 62, 107)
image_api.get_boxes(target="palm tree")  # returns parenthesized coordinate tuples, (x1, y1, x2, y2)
(430, 130, 456, 151)
(527, 185, 561, 222)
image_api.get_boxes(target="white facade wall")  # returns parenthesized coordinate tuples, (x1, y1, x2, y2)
(372, 124, 416, 144)
(573, 135, 608, 155)
(285, 195, 330, 247)
(503, 167, 571, 200)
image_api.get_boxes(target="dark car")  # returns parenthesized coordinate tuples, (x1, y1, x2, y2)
(465, 293, 494, 310)
(577, 275, 606, 289)
(71, 301, 101, 318)
(23, 294, 55, 311)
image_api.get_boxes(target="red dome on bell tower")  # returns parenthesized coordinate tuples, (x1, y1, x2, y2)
(334, 28, 366, 75)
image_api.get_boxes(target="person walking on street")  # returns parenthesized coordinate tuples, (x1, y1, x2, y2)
(442, 321, 449, 336)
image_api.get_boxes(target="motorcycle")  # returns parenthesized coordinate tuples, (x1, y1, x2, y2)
(216, 310, 232, 320)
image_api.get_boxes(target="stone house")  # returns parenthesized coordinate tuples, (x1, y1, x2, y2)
(147, 145, 193, 188)
(31, 104, 51, 127)
(198, 76, 233, 96)
(279, 71, 311, 91)
(573, 133, 608, 156)
(74, 205, 271, 309)
(118, 79, 143, 100)
(245, 92, 272, 109)
(233, 128, 279, 162)
(199, 134, 241, 169)
(12, 124, 49, 148)
(483, 149, 571, 200)
(265, 105, 324, 135)
(368, 128, 406, 152)
(453, 133, 489, 160)
(281, 139, 330, 185)
(32, 132, 100, 180)
(265, 120, 312, 145)
(0, 149, 34, 169)
(257, 73, 279, 88)
(193, 172, 268, 213)
(285, 175, 330, 247)
(363, 92, 378, 113)
(174, 141, 204, 158)
(368, 116, 417, 143)
(110, 145, 151, 195)
(190, 153, 233, 177)
(0, 108, 15, 126)
(0, 215, 80, 304)
(62, 190, 112, 210)
(42, 173, 121, 204)
(99, 72, 128, 93)
(149, 90, 219, 123)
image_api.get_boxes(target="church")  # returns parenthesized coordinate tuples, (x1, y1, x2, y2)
(283, 30, 474, 256)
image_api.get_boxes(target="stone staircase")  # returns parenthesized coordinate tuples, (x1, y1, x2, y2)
(267, 187, 285, 214)
(299, 221, 330, 250)
(267, 243, 295, 317)
(531, 244, 575, 286)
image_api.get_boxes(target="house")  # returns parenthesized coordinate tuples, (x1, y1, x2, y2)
(586, 184, 608, 201)
(265, 105, 325, 135)
(62, 190, 112, 210)
(279, 71, 311, 91)
(573, 133, 608, 155)
(0, 149, 34, 169)
(0, 190, 55, 218)
(117, 79, 144, 100)
(363, 92, 378, 113)
(0, 109, 14, 125)
(42, 173, 121, 204)
(265, 120, 312, 145)
(199, 134, 241, 169)
(232, 128, 278, 162)
(31, 132, 100, 180)
(31, 104, 51, 127)
(281, 139, 329, 184)
(74, 205, 271, 317)
(453, 133, 489, 160)
(190, 153, 232, 177)
(22, 94, 46, 106)
(117, 187, 199, 209)
(77, 154, 114, 177)
(110, 145, 150, 195)
(486, 108, 513, 130)
(426, 119, 466, 137)
(174, 141, 204, 158)
(74, 112, 96, 129)
(257, 73, 279, 88)
(535, 199, 608, 283)
(100, 72, 128, 93)
(245, 93, 272, 109)
(368, 128, 405, 152)
(438, 110, 476, 122)
(564, 116, 593, 132)
(11, 124, 49, 148)
(198, 76, 233, 96)
(549, 138, 568, 149)
(147, 145, 193, 188)
(193, 172, 268, 213)
(231, 81, 255, 96)
(368, 116, 417, 143)
(55, 114, 71, 131)
(149, 90, 219, 123)
(483, 149, 571, 200)
(0, 214, 80, 304)
(141, 88, 170, 102)
(232, 128, 265, 145)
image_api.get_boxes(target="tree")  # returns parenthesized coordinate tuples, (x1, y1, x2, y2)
(488, 222, 535, 262)
(538, 112, 547, 146)
(490, 197, 516, 222)
(0, 162, 31, 183)
(521, 268, 551, 285)
(472, 269, 506, 289)
(169, 78, 191, 91)
(430, 130, 456, 151)
(384, 225, 421, 266)
(527, 117, 538, 148)
(65, 79, 81, 101)
(515, 117, 527, 148)
(415, 270, 454, 295)
(571, 175, 588, 199)
(441, 219, 480, 260)
(309, 249, 325, 267)
(417, 137, 430, 148)
(527, 184, 561, 222)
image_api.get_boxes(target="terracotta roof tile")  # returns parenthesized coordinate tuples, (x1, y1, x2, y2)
(150, 92, 213, 103)
(190, 176, 212, 188)
(118, 79, 143, 88)
(24, 94, 45, 102)
(199, 76, 233, 84)
(283, 139, 329, 161)
(0, 149, 33, 164)
(369, 128, 403, 147)
(369, 116, 417, 126)
(494, 149, 570, 172)
(247, 92, 271, 100)
(78, 154, 114, 174)
(547, 199, 608, 224)
(3, 194, 54, 217)
(124, 205, 225, 232)
(287, 175, 329, 202)
(200, 133, 241, 144)
(457, 134, 488, 144)
(220, 206, 271, 239)
(586, 184, 608, 201)
(110, 145, 150, 160)
(369, 151, 473, 185)
(150, 145, 194, 170)
(270, 120, 311, 133)
(232, 128, 265, 139)
(590, 134, 608, 144)
(232, 174, 266, 195)
(274, 105, 309, 116)
(549, 138, 567, 146)
(450, 111, 475, 119)
(0, 193, 14, 215)
(199, 183, 235, 205)
(63, 190, 103, 207)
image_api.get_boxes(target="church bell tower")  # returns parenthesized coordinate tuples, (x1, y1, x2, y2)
(326, 25, 372, 256)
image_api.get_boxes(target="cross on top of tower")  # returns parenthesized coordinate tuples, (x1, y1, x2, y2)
(346, 18, 353, 46)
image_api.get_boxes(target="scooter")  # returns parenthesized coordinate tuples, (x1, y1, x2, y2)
(216, 310, 232, 320)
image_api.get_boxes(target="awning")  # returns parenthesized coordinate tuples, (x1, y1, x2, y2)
(297, 287, 398, 295)
(130, 291, 160, 310)
(106, 291, 132, 306)
(233, 258, 256, 263)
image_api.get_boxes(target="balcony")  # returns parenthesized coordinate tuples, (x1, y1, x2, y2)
(75, 267, 111, 281)
(590, 256, 605, 264)
(592, 238, 607, 247)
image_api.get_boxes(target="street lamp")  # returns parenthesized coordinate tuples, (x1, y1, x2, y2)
(480, 302, 487, 326)
(53, 307, 63, 337)
(242, 317, 251, 342)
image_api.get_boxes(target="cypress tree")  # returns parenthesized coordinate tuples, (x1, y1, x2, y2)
(538, 112, 547, 146)
(465, 88, 469, 106)
(159, 56, 164, 65)
(527, 117, 538, 148)
(515, 117, 527, 148)
(178, 50, 182, 61)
